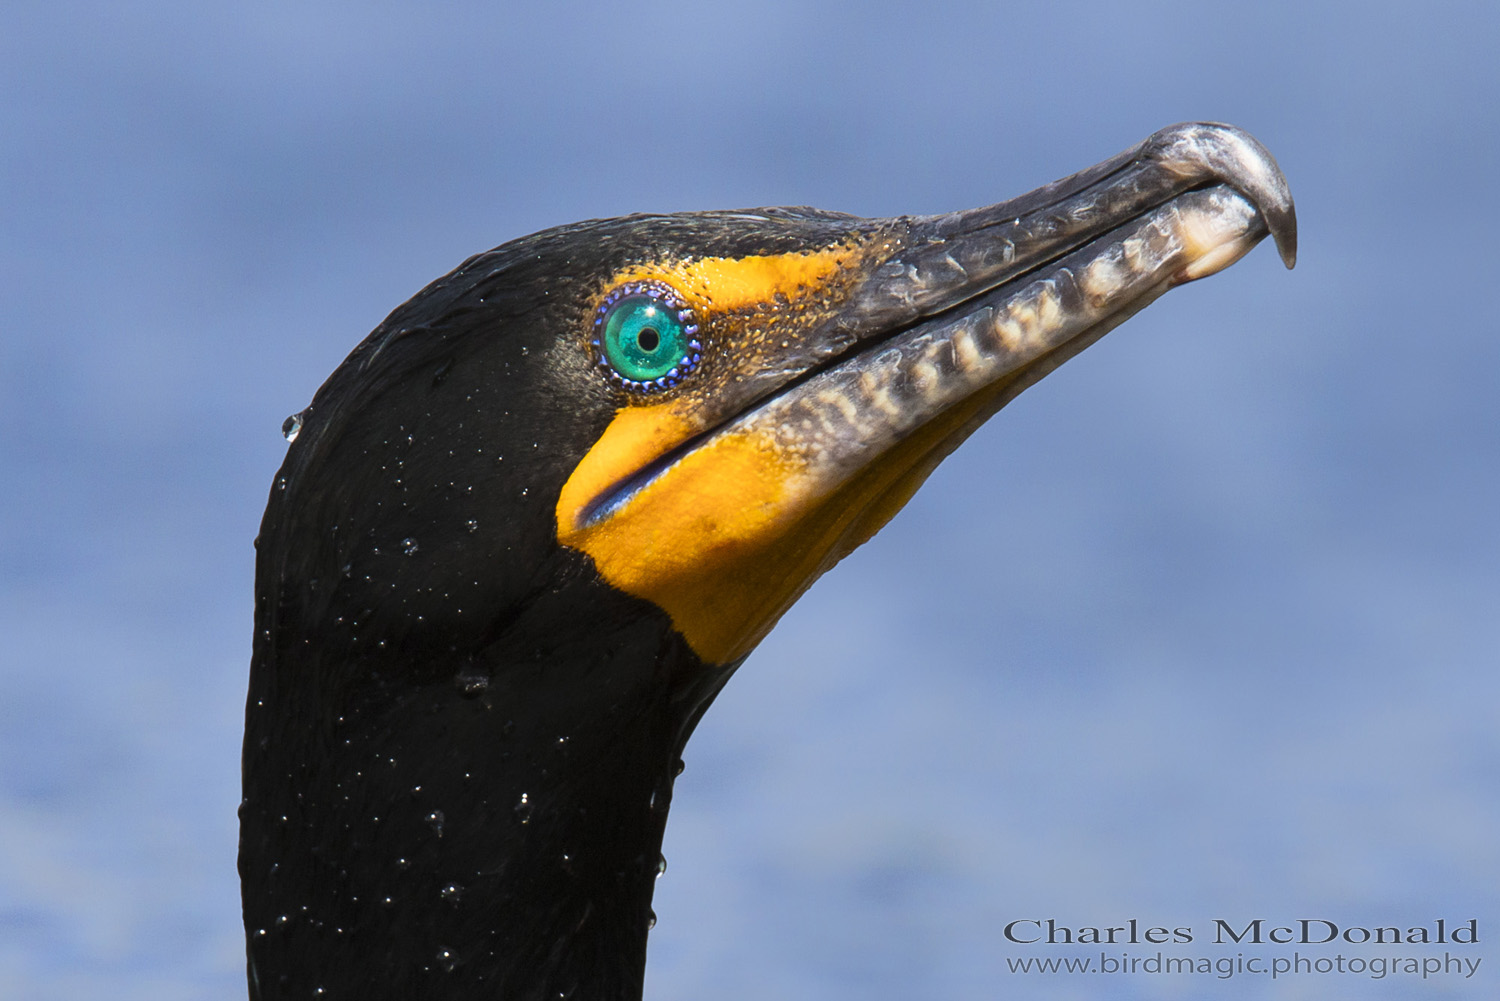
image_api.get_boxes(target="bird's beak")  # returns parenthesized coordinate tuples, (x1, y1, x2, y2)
(558, 122, 1296, 666)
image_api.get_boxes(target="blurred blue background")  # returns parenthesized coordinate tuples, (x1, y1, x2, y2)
(3, 1, 1496, 998)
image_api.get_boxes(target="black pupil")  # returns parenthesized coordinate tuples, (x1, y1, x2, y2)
(637, 327, 660, 352)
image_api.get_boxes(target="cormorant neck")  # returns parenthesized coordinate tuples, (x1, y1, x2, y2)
(241, 558, 732, 1001)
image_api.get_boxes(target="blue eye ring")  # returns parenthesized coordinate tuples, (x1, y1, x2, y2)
(592, 281, 702, 393)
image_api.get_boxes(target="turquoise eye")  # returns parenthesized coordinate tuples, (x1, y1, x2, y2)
(593, 282, 702, 392)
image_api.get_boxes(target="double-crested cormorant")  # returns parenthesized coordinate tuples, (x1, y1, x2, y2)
(241, 123, 1295, 1000)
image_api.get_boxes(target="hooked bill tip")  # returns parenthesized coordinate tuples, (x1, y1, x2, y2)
(1146, 122, 1297, 270)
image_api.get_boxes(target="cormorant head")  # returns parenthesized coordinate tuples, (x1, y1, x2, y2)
(260, 122, 1294, 676)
